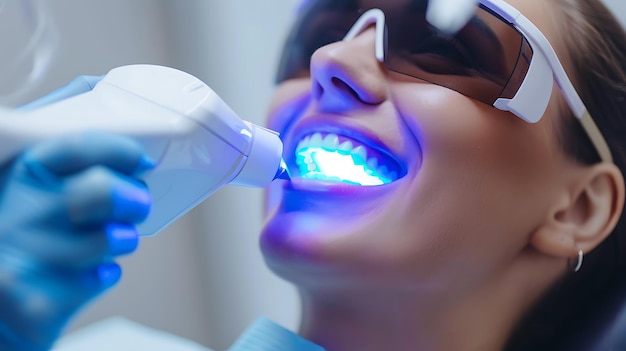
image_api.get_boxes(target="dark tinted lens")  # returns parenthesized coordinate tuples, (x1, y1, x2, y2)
(275, 0, 362, 82)
(384, 4, 530, 104)
(276, 1, 531, 106)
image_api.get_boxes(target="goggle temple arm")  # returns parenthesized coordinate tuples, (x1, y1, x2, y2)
(494, 5, 613, 163)
(493, 47, 553, 124)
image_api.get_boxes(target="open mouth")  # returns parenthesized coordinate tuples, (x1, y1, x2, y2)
(294, 132, 405, 186)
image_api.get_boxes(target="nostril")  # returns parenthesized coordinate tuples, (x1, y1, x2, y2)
(331, 77, 373, 105)
(331, 77, 358, 102)
(313, 77, 362, 103)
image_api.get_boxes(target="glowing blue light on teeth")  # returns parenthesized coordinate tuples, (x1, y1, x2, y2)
(296, 146, 393, 186)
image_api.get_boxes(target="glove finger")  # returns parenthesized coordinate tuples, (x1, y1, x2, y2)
(12, 222, 138, 267)
(68, 223, 138, 259)
(20, 132, 155, 183)
(17, 75, 105, 111)
(63, 166, 151, 226)
(103, 223, 139, 257)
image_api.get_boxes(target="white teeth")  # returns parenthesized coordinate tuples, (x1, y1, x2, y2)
(351, 145, 367, 165)
(338, 141, 353, 154)
(296, 136, 310, 152)
(367, 157, 378, 170)
(322, 134, 339, 150)
(295, 132, 399, 183)
(310, 132, 323, 146)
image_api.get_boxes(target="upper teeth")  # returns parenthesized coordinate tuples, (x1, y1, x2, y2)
(295, 132, 398, 183)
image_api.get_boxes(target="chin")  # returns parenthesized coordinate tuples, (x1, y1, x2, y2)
(260, 210, 336, 276)
(259, 201, 400, 291)
(259, 161, 415, 288)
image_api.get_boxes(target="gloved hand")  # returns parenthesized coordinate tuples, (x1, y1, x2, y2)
(0, 76, 154, 350)
(0, 132, 154, 351)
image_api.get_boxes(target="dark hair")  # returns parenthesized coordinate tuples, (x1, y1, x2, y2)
(505, 1, 626, 350)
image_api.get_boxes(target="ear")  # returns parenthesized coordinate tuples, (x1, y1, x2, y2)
(530, 163, 625, 259)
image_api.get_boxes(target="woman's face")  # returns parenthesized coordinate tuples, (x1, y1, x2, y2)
(261, 0, 571, 296)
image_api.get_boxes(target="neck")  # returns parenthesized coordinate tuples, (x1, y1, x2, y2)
(299, 291, 509, 351)
(297, 253, 565, 351)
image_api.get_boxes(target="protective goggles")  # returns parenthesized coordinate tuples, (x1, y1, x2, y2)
(276, 0, 613, 163)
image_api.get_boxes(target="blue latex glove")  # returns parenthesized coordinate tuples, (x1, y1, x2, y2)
(0, 132, 154, 351)
(0, 77, 154, 350)
(18, 75, 104, 111)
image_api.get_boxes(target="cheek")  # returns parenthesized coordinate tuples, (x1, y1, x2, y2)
(395, 166, 534, 286)
(392, 81, 557, 199)
(265, 79, 311, 133)
(371, 85, 561, 283)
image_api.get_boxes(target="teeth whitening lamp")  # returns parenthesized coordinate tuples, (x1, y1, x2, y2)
(0, 64, 289, 236)
(0, 1, 477, 237)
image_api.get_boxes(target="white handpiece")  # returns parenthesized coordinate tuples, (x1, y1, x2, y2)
(0, 64, 289, 236)
(426, 0, 479, 34)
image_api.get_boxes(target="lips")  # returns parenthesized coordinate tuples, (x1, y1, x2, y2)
(291, 131, 406, 186)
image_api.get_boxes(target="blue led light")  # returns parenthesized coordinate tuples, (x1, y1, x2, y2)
(296, 146, 393, 186)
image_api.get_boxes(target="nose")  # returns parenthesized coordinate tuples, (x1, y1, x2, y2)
(309, 10, 388, 112)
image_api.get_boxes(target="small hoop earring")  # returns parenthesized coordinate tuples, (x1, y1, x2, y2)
(568, 249, 584, 272)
